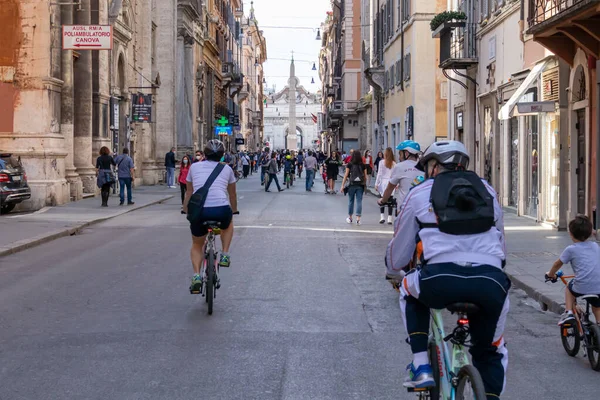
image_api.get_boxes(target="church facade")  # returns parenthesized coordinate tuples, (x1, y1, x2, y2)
(263, 60, 321, 151)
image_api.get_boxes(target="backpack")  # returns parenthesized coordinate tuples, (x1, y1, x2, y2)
(421, 170, 495, 235)
(186, 164, 225, 224)
(349, 164, 365, 186)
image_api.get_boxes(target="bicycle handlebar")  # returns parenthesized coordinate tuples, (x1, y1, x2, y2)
(545, 270, 564, 283)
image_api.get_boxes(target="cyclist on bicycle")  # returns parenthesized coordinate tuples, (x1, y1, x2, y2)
(385, 140, 510, 399)
(297, 151, 304, 178)
(283, 154, 295, 183)
(378, 140, 423, 212)
(184, 140, 238, 292)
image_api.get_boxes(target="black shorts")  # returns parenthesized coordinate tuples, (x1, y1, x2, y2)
(326, 171, 337, 180)
(366, 165, 373, 175)
(568, 281, 600, 307)
(190, 206, 233, 237)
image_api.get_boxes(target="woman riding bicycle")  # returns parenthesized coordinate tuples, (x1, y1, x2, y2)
(183, 139, 238, 292)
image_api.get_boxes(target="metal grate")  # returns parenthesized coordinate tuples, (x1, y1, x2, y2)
(528, 0, 585, 26)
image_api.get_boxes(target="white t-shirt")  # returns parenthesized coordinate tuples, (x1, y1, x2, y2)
(186, 161, 236, 208)
(375, 159, 395, 194)
(389, 159, 424, 204)
(559, 241, 600, 294)
(241, 155, 250, 166)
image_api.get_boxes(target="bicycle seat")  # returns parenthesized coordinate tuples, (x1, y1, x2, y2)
(581, 294, 599, 301)
(202, 221, 222, 228)
(446, 302, 480, 314)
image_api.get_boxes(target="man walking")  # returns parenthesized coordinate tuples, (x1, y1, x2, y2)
(304, 151, 318, 192)
(259, 149, 270, 186)
(114, 148, 135, 205)
(165, 147, 177, 188)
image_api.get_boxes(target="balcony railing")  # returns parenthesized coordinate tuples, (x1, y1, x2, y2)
(438, 23, 478, 70)
(528, 0, 588, 27)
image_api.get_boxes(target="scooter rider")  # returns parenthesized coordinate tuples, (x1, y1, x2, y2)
(385, 140, 510, 399)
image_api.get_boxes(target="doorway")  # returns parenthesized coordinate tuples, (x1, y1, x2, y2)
(526, 114, 539, 218)
(509, 118, 519, 207)
(576, 109, 586, 214)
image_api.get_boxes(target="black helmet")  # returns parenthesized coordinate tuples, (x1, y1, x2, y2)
(204, 139, 225, 158)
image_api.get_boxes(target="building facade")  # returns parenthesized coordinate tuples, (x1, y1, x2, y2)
(0, 0, 266, 212)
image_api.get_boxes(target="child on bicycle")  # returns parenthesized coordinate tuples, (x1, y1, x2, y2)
(547, 215, 600, 326)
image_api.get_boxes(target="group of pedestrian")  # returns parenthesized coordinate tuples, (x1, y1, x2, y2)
(95, 146, 135, 207)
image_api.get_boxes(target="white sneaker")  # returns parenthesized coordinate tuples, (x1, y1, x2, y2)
(558, 311, 576, 326)
(346, 217, 352, 224)
(356, 220, 361, 226)
(388, 216, 393, 225)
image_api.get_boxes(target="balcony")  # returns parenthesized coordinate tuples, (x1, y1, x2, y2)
(527, 0, 600, 65)
(328, 101, 359, 120)
(434, 22, 478, 70)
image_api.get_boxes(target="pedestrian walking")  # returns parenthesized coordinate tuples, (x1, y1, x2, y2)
(265, 151, 284, 192)
(341, 151, 368, 225)
(241, 152, 250, 178)
(259, 149, 270, 186)
(374, 151, 384, 176)
(96, 146, 116, 207)
(165, 147, 177, 188)
(178, 155, 192, 214)
(363, 150, 374, 187)
(304, 151, 318, 192)
(114, 148, 135, 206)
(249, 152, 255, 175)
(297, 151, 304, 178)
(375, 147, 396, 224)
(324, 151, 342, 194)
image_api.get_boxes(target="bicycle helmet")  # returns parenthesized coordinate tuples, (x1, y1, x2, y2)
(204, 139, 225, 160)
(418, 140, 470, 171)
(286, 155, 291, 160)
(396, 140, 421, 155)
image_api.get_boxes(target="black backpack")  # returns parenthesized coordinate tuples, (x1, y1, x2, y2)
(421, 170, 495, 235)
(349, 164, 365, 186)
(187, 164, 225, 224)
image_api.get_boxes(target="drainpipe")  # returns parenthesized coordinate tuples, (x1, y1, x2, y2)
(596, 60, 600, 237)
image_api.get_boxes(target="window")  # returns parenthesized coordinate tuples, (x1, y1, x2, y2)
(384, 70, 388, 92)
(402, 0, 411, 22)
(383, 5, 388, 43)
(390, 64, 395, 88)
(489, 36, 496, 60)
(388, 0, 393, 39)
(396, 59, 402, 85)
(397, 0, 401, 29)
(480, 0, 489, 21)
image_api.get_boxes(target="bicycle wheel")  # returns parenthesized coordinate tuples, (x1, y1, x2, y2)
(561, 324, 581, 357)
(427, 340, 440, 400)
(586, 324, 600, 371)
(456, 365, 486, 400)
(206, 247, 215, 315)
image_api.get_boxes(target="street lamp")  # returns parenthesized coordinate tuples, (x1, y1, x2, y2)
(315, 29, 321, 41)
(312, 62, 317, 71)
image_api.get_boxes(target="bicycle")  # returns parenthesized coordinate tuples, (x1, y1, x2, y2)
(190, 212, 239, 315)
(545, 271, 600, 371)
(285, 170, 294, 188)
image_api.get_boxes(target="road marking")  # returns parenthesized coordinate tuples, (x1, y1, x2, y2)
(504, 226, 553, 231)
(236, 225, 392, 235)
(7, 207, 50, 218)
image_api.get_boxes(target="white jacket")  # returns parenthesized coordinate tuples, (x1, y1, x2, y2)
(375, 160, 395, 195)
(385, 178, 506, 274)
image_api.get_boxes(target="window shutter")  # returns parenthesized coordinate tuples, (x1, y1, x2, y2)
(396, 59, 401, 85)
(390, 64, 395, 87)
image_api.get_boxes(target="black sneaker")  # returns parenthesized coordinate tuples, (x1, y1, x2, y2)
(128, 202, 135, 205)
(119, 201, 124, 206)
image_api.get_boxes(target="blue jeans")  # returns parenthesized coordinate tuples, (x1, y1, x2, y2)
(261, 166, 268, 184)
(305, 169, 315, 190)
(265, 173, 282, 191)
(348, 185, 364, 217)
(119, 178, 133, 203)
(166, 167, 175, 186)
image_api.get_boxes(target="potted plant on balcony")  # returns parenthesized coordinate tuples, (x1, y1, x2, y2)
(430, 11, 467, 38)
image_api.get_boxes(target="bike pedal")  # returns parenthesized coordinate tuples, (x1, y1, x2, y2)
(406, 387, 428, 393)
(190, 290, 201, 295)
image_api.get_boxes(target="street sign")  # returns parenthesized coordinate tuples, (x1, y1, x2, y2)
(131, 94, 152, 123)
(62, 25, 113, 50)
(236, 138, 245, 145)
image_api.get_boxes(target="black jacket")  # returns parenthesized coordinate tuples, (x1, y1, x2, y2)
(165, 151, 176, 168)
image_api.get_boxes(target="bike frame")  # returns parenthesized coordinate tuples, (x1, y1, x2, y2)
(430, 309, 470, 400)
(558, 274, 588, 338)
(201, 229, 218, 280)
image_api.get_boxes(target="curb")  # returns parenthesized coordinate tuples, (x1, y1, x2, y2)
(0, 195, 174, 258)
(504, 270, 565, 315)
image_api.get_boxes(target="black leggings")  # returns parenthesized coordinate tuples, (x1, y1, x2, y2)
(180, 182, 187, 204)
(380, 205, 394, 216)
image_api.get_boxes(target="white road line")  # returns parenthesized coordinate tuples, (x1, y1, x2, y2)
(236, 225, 392, 234)
(7, 207, 50, 218)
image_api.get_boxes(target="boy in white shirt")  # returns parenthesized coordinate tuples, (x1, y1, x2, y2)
(547, 215, 600, 325)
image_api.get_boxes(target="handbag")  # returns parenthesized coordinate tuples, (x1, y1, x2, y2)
(186, 164, 225, 224)
(104, 170, 115, 184)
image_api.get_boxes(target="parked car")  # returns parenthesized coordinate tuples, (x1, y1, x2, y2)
(0, 153, 31, 214)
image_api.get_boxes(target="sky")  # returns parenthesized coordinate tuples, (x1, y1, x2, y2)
(245, 0, 332, 95)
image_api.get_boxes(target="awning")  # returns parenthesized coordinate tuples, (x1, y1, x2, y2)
(498, 60, 548, 120)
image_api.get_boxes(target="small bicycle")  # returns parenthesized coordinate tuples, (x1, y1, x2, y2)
(285, 170, 295, 188)
(545, 271, 600, 371)
(190, 212, 239, 315)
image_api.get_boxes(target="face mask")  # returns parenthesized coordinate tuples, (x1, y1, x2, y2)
(183, 160, 189, 165)
(196, 156, 201, 160)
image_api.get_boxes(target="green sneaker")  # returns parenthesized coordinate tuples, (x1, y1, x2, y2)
(219, 254, 231, 268)
(190, 274, 202, 292)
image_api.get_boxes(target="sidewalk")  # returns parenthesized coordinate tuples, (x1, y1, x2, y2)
(0, 185, 175, 257)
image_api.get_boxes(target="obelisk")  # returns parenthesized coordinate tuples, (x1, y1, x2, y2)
(287, 56, 298, 150)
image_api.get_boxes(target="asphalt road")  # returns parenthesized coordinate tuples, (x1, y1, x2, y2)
(1, 172, 598, 399)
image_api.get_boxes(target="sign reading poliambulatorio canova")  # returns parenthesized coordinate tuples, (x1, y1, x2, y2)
(62, 25, 113, 50)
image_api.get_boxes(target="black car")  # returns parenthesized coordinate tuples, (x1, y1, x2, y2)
(0, 153, 32, 214)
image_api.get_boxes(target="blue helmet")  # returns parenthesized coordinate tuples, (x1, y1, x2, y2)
(396, 140, 421, 155)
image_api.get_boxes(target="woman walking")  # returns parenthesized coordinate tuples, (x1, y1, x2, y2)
(96, 146, 116, 207)
(178, 155, 192, 214)
(363, 150, 374, 187)
(374, 151, 384, 176)
(375, 147, 396, 224)
(341, 151, 368, 225)
(265, 151, 284, 192)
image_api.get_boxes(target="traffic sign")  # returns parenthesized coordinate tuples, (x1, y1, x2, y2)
(63, 25, 113, 50)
